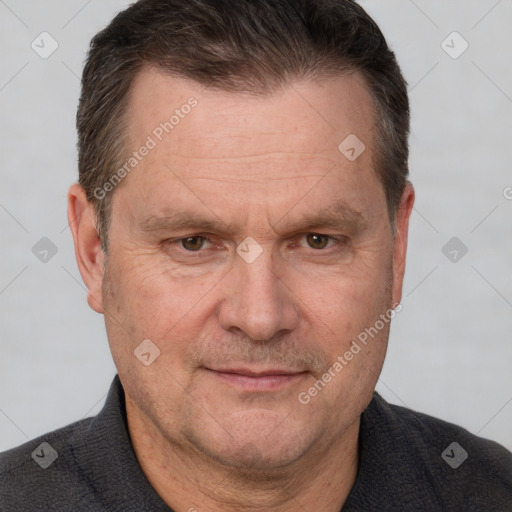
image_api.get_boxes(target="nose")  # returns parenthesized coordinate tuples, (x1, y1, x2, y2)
(218, 244, 299, 342)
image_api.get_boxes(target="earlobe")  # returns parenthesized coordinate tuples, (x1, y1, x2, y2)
(67, 183, 105, 314)
(391, 183, 415, 306)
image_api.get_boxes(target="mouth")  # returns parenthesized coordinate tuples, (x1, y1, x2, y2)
(204, 367, 309, 392)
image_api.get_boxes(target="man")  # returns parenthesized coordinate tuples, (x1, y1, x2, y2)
(1, 0, 511, 510)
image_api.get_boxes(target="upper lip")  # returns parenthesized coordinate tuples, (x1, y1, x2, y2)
(207, 367, 307, 377)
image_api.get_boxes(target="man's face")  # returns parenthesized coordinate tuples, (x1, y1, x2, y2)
(90, 68, 411, 470)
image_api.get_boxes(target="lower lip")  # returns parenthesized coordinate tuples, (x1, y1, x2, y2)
(207, 370, 308, 392)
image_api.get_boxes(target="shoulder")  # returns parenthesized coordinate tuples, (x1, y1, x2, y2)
(373, 394, 512, 470)
(0, 417, 102, 511)
(354, 393, 512, 510)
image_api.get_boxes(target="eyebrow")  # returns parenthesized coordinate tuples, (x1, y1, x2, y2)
(139, 202, 368, 237)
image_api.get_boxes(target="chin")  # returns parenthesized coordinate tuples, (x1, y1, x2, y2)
(183, 409, 316, 472)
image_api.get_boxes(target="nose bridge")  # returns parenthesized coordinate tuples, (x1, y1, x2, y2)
(218, 243, 297, 341)
(240, 247, 279, 302)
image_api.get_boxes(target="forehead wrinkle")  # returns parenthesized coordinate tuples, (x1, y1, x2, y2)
(182, 174, 328, 186)
(168, 151, 332, 160)
(157, 154, 339, 184)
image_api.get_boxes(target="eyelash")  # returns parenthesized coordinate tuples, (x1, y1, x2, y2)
(165, 233, 347, 253)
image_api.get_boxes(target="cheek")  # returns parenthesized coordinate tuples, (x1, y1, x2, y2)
(101, 256, 214, 416)
(105, 251, 212, 329)
(291, 251, 393, 345)
(296, 266, 392, 410)
(102, 251, 225, 382)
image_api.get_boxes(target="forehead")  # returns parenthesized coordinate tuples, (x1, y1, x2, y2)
(114, 67, 383, 231)
(124, 66, 376, 163)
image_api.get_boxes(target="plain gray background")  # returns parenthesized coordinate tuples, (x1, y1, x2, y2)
(1, 0, 511, 452)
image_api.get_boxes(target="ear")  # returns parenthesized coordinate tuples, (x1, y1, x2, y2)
(67, 183, 105, 314)
(391, 183, 415, 307)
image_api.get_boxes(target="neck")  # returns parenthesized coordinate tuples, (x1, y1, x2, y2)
(126, 395, 359, 512)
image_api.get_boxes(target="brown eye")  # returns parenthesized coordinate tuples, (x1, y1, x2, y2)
(305, 234, 330, 249)
(181, 236, 207, 251)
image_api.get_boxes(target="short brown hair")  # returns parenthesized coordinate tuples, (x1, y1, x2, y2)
(77, 0, 410, 250)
